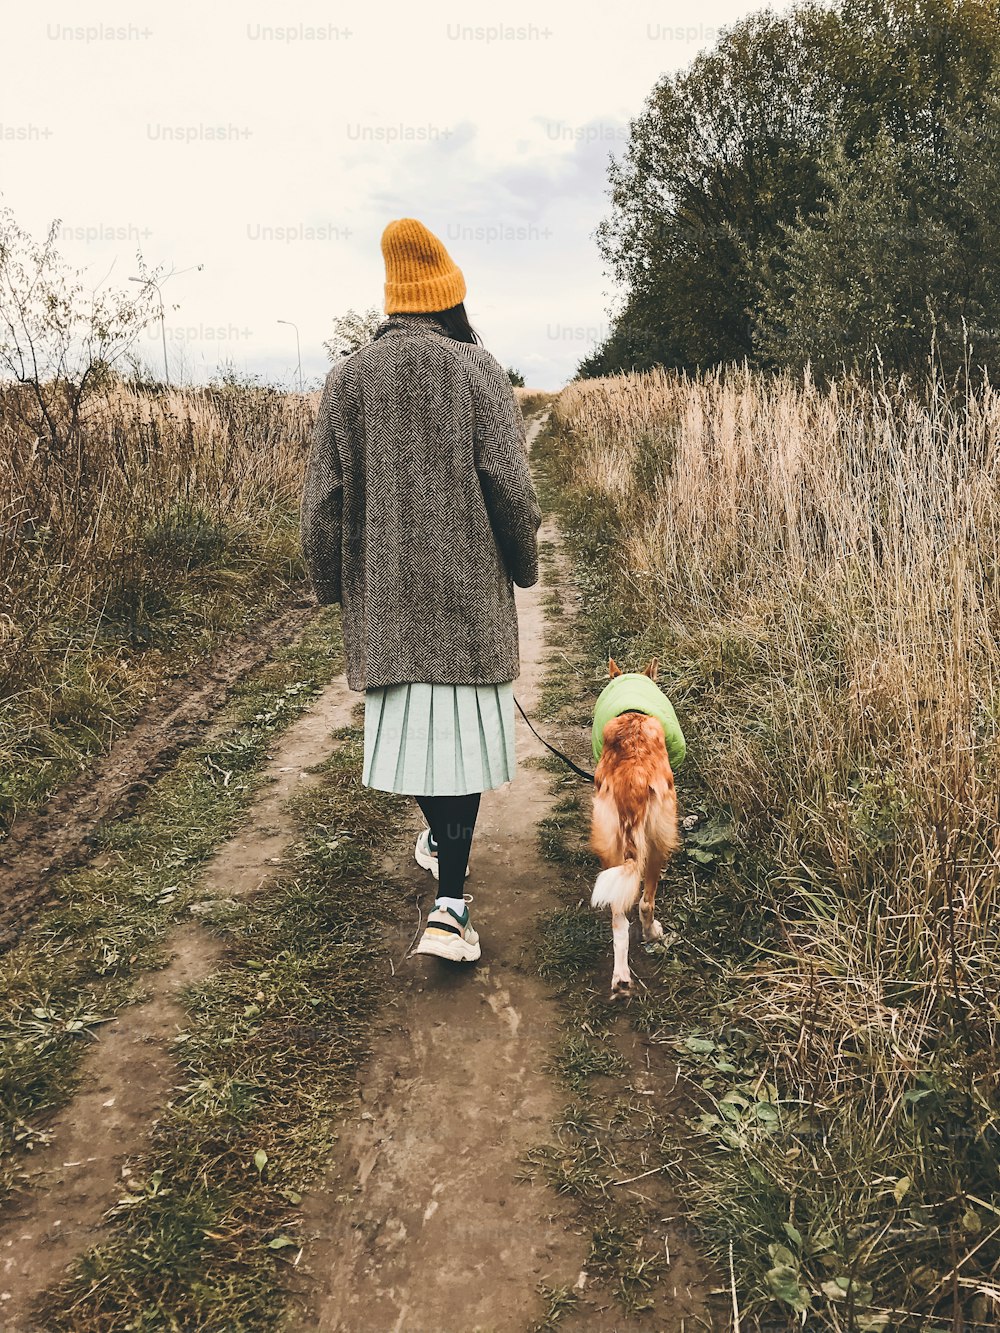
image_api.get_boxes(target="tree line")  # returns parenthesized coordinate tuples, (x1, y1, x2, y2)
(583, 0, 1000, 384)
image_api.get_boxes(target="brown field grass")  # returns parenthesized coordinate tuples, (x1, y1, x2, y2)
(514, 386, 559, 417)
(0, 381, 315, 829)
(541, 365, 1000, 1330)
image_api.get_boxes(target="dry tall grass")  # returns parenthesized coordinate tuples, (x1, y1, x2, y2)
(0, 382, 315, 827)
(514, 387, 559, 417)
(547, 366, 1000, 1330)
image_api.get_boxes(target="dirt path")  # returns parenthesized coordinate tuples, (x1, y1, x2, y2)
(290, 522, 594, 1332)
(288, 415, 718, 1332)
(0, 673, 357, 1329)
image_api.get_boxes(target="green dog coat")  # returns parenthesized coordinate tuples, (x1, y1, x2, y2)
(591, 673, 686, 769)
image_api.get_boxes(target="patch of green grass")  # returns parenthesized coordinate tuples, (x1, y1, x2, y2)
(520, 1117, 682, 1318)
(536, 906, 607, 985)
(538, 792, 592, 869)
(0, 608, 342, 1210)
(530, 1280, 579, 1332)
(551, 1032, 627, 1095)
(521, 1139, 608, 1202)
(34, 724, 406, 1330)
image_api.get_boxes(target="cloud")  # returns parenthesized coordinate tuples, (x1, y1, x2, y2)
(2, 0, 769, 390)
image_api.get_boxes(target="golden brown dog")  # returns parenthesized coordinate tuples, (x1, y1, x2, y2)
(590, 658, 680, 999)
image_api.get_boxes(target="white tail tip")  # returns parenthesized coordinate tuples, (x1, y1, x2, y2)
(591, 863, 641, 914)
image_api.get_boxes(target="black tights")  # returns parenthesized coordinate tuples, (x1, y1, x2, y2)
(415, 793, 481, 898)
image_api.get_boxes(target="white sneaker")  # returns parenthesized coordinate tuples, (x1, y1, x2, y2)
(414, 828, 470, 881)
(412, 895, 481, 963)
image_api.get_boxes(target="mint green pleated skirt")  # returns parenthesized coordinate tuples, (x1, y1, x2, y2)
(362, 682, 516, 795)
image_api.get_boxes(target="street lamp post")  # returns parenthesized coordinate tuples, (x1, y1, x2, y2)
(130, 275, 168, 385)
(277, 319, 302, 393)
(129, 265, 203, 388)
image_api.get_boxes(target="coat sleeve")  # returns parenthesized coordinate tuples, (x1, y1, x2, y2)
(471, 357, 542, 589)
(300, 366, 345, 605)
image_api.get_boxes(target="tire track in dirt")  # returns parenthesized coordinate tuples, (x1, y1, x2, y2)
(0, 660, 357, 1331)
(0, 925, 228, 1327)
(0, 597, 316, 953)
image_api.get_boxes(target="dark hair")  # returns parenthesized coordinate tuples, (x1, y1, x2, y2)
(426, 302, 481, 345)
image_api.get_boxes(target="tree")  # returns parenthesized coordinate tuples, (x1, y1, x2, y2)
(323, 306, 382, 359)
(592, 5, 841, 374)
(754, 133, 969, 377)
(755, 2, 1000, 382)
(947, 71, 1000, 353)
(507, 367, 525, 387)
(587, 0, 1000, 381)
(0, 206, 156, 481)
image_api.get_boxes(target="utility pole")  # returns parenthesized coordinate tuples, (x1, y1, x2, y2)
(129, 264, 203, 388)
(277, 318, 303, 392)
(130, 275, 168, 384)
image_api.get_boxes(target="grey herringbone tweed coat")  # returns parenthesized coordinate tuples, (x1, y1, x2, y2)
(300, 311, 542, 691)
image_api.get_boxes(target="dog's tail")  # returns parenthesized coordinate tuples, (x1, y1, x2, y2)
(591, 818, 647, 915)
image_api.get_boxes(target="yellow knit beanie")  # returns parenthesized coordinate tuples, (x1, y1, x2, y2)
(381, 217, 466, 313)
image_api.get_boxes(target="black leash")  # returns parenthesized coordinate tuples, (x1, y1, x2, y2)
(513, 695, 595, 783)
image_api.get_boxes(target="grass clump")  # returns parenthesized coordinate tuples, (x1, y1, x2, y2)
(530, 1279, 580, 1332)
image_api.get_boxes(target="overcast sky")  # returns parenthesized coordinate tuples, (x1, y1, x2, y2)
(4, 0, 776, 391)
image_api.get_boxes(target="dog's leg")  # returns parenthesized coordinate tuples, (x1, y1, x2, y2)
(610, 907, 632, 998)
(639, 850, 665, 943)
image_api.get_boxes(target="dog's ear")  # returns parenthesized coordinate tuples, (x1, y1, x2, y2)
(608, 656, 622, 678)
(642, 656, 660, 681)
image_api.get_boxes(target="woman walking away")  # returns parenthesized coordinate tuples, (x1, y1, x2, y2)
(300, 217, 541, 963)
